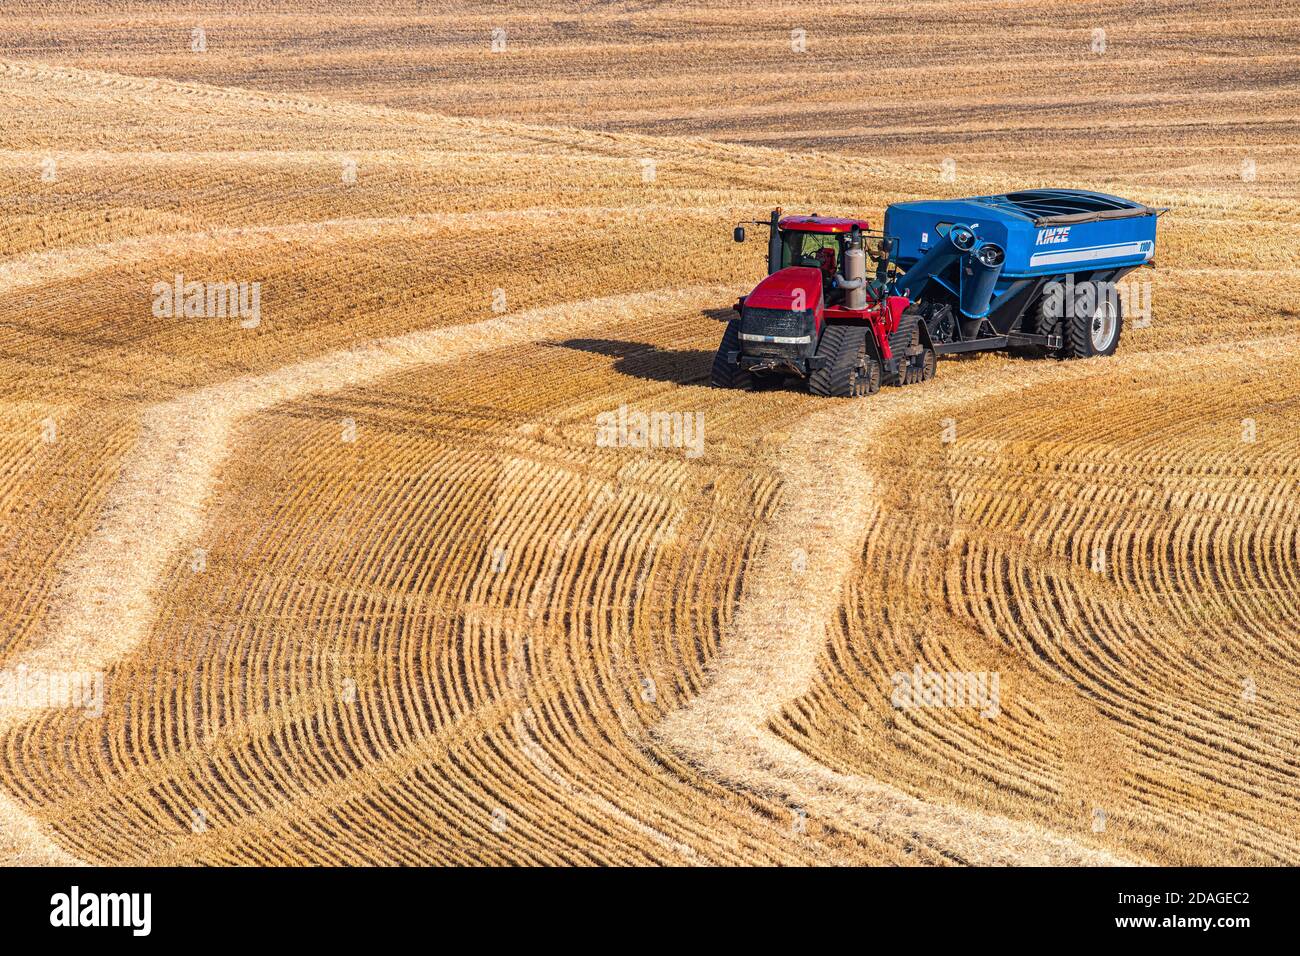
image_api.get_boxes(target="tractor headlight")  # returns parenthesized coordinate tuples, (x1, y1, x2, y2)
(949, 225, 976, 251)
(974, 242, 1005, 267)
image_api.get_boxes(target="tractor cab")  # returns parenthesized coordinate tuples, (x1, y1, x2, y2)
(773, 215, 874, 305)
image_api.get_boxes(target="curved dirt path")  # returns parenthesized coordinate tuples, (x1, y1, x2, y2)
(651, 353, 1202, 866)
(0, 284, 725, 864)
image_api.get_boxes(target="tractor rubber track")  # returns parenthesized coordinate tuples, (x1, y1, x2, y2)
(710, 319, 751, 389)
(809, 323, 869, 397)
(885, 308, 922, 386)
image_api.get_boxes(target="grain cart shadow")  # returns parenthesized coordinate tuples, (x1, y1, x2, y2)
(549, 338, 716, 386)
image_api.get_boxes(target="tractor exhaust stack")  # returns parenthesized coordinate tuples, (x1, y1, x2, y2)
(766, 207, 783, 274)
(833, 224, 868, 309)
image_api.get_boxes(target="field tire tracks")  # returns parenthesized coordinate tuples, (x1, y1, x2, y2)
(0, 284, 726, 865)
(647, 346, 1291, 865)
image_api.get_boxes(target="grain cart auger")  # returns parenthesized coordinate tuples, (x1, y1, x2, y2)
(712, 190, 1165, 397)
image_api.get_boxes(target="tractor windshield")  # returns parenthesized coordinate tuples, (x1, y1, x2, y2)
(780, 230, 843, 271)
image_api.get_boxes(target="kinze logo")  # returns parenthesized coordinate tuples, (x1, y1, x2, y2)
(50, 886, 151, 937)
(1036, 226, 1071, 245)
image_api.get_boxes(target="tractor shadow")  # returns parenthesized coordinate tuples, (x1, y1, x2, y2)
(549, 338, 717, 386)
(552, 337, 809, 392)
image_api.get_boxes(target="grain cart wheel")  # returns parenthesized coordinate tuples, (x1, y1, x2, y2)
(885, 308, 923, 386)
(710, 320, 752, 389)
(810, 324, 878, 398)
(1066, 280, 1123, 358)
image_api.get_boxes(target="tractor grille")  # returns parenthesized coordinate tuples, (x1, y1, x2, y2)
(740, 306, 815, 357)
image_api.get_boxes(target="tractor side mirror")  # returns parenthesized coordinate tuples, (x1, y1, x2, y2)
(733, 226, 745, 243)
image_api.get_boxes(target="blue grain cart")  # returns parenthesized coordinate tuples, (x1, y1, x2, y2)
(886, 189, 1162, 358)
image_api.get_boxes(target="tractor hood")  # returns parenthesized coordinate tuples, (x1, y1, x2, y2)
(745, 266, 824, 312)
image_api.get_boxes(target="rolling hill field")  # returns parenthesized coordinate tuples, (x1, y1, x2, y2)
(0, 1, 1296, 865)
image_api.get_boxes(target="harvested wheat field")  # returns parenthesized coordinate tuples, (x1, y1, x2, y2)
(0, 1, 1296, 868)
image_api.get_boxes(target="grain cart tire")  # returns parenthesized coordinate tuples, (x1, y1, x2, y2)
(711, 320, 752, 389)
(810, 324, 878, 398)
(885, 308, 923, 386)
(1066, 280, 1123, 358)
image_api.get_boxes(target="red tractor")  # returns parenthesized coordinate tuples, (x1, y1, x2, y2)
(711, 208, 933, 397)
